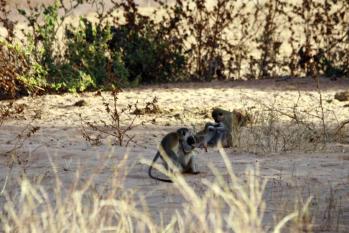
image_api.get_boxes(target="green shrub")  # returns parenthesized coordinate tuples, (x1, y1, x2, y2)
(17, 0, 61, 73)
(59, 18, 129, 91)
(108, 17, 187, 84)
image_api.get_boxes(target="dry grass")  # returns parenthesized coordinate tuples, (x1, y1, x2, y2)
(0, 149, 307, 233)
(230, 87, 346, 154)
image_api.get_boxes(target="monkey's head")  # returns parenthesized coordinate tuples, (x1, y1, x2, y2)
(177, 128, 196, 148)
(211, 108, 225, 123)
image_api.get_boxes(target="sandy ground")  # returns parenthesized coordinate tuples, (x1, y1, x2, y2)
(0, 79, 349, 232)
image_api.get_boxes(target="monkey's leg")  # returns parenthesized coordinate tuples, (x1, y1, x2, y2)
(183, 156, 200, 174)
(208, 130, 226, 147)
(222, 135, 232, 148)
(225, 132, 233, 148)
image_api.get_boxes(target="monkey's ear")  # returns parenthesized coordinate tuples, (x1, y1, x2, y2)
(177, 128, 186, 136)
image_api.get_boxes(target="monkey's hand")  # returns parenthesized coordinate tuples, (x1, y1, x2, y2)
(203, 143, 208, 152)
(207, 126, 215, 131)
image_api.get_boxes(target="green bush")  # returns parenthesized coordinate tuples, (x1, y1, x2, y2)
(108, 18, 187, 84)
(62, 15, 187, 89)
(61, 18, 130, 91)
(17, 1, 60, 73)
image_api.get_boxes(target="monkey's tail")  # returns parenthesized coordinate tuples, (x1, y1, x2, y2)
(148, 155, 173, 183)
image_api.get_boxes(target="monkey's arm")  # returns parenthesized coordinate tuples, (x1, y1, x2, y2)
(194, 123, 221, 151)
(211, 122, 226, 132)
(193, 133, 208, 152)
(202, 123, 227, 147)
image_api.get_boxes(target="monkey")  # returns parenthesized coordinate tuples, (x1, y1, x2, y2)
(195, 121, 227, 151)
(211, 108, 252, 148)
(148, 128, 199, 183)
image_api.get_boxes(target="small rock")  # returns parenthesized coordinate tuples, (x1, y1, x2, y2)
(95, 90, 102, 96)
(73, 100, 88, 107)
(133, 108, 145, 115)
(343, 104, 349, 108)
(334, 91, 349, 101)
(173, 113, 181, 119)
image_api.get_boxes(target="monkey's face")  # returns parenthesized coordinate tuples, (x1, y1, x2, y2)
(212, 110, 224, 123)
(186, 135, 196, 147)
(177, 128, 196, 149)
(177, 128, 189, 138)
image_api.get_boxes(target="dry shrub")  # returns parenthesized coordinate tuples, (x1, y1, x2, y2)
(1, 0, 348, 93)
(0, 42, 30, 100)
(0, 102, 40, 158)
(81, 88, 140, 146)
(334, 119, 349, 143)
(132, 97, 161, 115)
(236, 90, 343, 153)
(0, 102, 26, 127)
(242, 110, 322, 153)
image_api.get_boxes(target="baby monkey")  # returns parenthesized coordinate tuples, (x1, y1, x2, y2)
(195, 111, 227, 150)
(149, 128, 199, 183)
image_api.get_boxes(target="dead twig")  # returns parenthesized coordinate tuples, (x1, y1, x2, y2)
(80, 88, 140, 147)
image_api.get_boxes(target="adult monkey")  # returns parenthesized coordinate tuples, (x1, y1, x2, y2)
(148, 128, 199, 183)
(211, 108, 251, 147)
